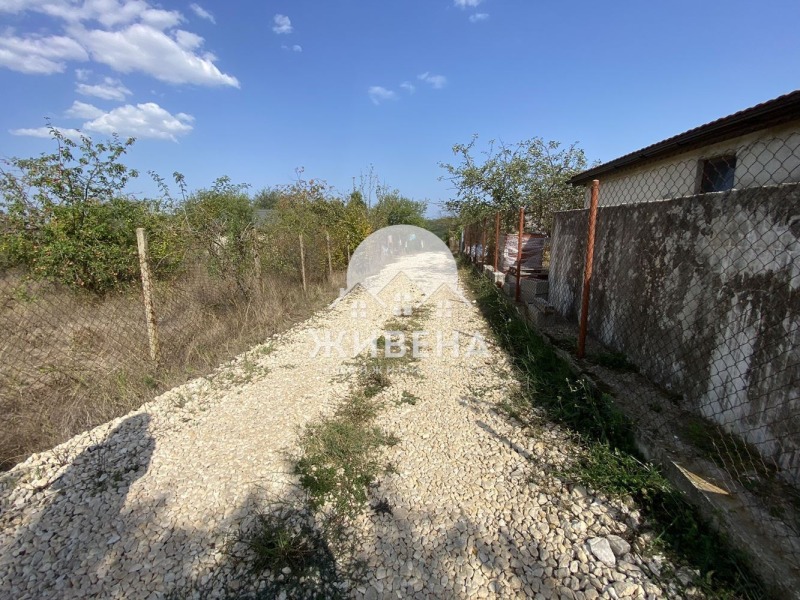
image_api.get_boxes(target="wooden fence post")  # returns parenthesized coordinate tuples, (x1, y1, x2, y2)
(299, 233, 307, 293)
(136, 228, 160, 362)
(325, 231, 334, 279)
(577, 180, 600, 358)
(515, 207, 525, 303)
(252, 232, 261, 284)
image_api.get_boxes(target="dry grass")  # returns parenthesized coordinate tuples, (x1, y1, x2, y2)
(0, 267, 344, 470)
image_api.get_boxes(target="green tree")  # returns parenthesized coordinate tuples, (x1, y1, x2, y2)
(424, 216, 458, 243)
(260, 176, 372, 276)
(439, 135, 588, 234)
(183, 176, 255, 294)
(371, 189, 427, 228)
(0, 125, 179, 292)
(252, 187, 282, 210)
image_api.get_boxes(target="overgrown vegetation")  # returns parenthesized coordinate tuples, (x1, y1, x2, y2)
(0, 126, 438, 471)
(0, 128, 436, 297)
(295, 391, 395, 517)
(226, 501, 343, 599)
(440, 135, 589, 237)
(461, 262, 768, 599)
(0, 129, 181, 292)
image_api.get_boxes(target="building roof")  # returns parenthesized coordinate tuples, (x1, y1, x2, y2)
(570, 90, 800, 185)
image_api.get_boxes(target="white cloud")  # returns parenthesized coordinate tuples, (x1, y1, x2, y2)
(400, 81, 415, 94)
(10, 125, 82, 140)
(454, 0, 483, 7)
(76, 76, 131, 100)
(12, 101, 193, 141)
(282, 44, 303, 53)
(136, 8, 183, 30)
(0, 0, 183, 29)
(0, 31, 88, 74)
(368, 86, 397, 105)
(77, 24, 239, 87)
(0, 2, 237, 87)
(65, 99, 105, 119)
(174, 29, 204, 51)
(418, 72, 447, 89)
(82, 102, 194, 141)
(189, 3, 215, 24)
(469, 13, 489, 22)
(272, 14, 293, 34)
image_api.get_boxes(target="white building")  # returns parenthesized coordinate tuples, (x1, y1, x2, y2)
(571, 90, 800, 205)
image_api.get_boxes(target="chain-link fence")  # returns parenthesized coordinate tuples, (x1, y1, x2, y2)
(541, 131, 800, 587)
(456, 124, 800, 592)
(0, 225, 344, 471)
(460, 212, 551, 301)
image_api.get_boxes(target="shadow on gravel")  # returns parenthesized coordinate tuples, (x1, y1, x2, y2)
(164, 487, 345, 600)
(1, 414, 154, 597)
(362, 481, 556, 598)
(475, 419, 535, 462)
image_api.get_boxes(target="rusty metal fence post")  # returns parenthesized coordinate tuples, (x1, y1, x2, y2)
(577, 180, 600, 358)
(481, 217, 487, 265)
(493, 212, 500, 271)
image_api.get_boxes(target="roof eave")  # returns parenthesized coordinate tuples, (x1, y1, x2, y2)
(570, 90, 800, 186)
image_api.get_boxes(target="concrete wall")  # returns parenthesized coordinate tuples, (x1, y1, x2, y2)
(550, 184, 800, 486)
(584, 122, 800, 206)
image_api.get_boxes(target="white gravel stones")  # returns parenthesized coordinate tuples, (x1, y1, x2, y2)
(587, 537, 617, 566)
(0, 254, 690, 599)
(607, 534, 632, 558)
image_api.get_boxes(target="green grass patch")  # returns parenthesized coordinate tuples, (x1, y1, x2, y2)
(235, 510, 327, 577)
(461, 261, 767, 599)
(398, 391, 419, 406)
(295, 392, 395, 518)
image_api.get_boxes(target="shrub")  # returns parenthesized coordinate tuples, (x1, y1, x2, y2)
(182, 176, 255, 294)
(0, 126, 182, 292)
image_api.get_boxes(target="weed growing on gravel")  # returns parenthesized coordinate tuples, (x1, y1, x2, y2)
(295, 391, 395, 517)
(286, 307, 429, 596)
(461, 262, 767, 600)
(398, 391, 419, 405)
(362, 369, 391, 398)
(236, 510, 327, 576)
(209, 499, 345, 600)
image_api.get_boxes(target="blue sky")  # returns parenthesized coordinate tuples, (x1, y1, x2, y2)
(1, 0, 798, 215)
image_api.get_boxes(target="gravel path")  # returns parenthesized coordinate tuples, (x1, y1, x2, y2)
(0, 253, 689, 599)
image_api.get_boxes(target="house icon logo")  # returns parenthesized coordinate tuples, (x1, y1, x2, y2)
(314, 225, 486, 361)
(331, 224, 471, 321)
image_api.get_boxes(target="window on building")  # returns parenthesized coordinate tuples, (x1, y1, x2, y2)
(699, 155, 736, 193)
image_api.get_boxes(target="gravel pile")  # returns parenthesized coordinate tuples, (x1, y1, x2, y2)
(0, 254, 692, 599)
(344, 283, 692, 599)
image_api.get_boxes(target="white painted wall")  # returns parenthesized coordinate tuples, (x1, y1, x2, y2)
(583, 122, 800, 206)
